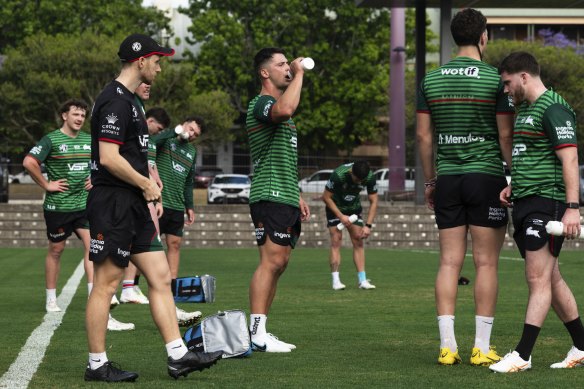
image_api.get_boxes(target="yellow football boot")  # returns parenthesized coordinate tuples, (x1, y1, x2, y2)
(438, 347, 462, 365)
(470, 346, 501, 366)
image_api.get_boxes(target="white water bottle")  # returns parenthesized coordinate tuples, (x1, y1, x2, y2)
(174, 125, 189, 140)
(337, 214, 358, 230)
(301, 57, 315, 70)
(545, 221, 584, 238)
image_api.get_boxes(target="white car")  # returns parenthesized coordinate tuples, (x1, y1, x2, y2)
(298, 169, 333, 193)
(374, 168, 415, 196)
(207, 174, 251, 204)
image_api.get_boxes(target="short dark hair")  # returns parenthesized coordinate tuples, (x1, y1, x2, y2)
(145, 107, 171, 128)
(183, 115, 205, 133)
(253, 47, 286, 76)
(450, 8, 487, 46)
(58, 99, 88, 117)
(498, 51, 541, 77)
(352, 160, 370, 181)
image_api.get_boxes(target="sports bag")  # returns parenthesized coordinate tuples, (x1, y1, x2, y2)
(173, 275, 216, 303)
(184, 309, 252, 358)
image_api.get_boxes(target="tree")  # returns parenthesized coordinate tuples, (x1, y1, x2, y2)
(0, 0, 170, 52)
(483, 39, 584, 149)
(180, 0, 392, 154)
(0, 32, 238, 153)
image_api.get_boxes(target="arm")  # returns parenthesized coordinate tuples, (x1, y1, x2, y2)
(269, 58, 305, 122)
(23, 155, 68, 193)
(416, 112, 436, 209)
(183, 164, 195, 225)
(361, 193, 378, 239)
(99, 141, 160, 202)
(299, 196, 310, 222)
(556, 146, 581, 238)
(497, 114, 514, 169)
(322, 189, 350, 227)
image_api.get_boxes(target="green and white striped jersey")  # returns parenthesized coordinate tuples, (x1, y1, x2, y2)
(325, 163, 377, 214)
(27, 129, 91, 212)
(154, 130, 196, 211)
(417, 56, 515, 176)
(246, 95, 300, 208)
(511, 90, 577, 201)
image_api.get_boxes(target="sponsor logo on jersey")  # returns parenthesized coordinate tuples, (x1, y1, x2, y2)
(59, 144, 68, 153)
(90, 234, 105, 254)
(512, 144, 527, 156)
(138, 134, 149, 148)
(30, 145, 42, 155)
(68, 162, 89, 171)
(440, 66, 480, 79)
(488, 206, 506, 221)
(132, 105, 138, 118)
(290, 135, 297, 148)
(117, 248, 131, 258)
(172, 160, 186, 173)
(526, 226, 541, 238)
(555, 120, 575, 140)
(106, 113, 118, 124)
(274, 231, 291, 240)
(90, 160, 99, 171)
(171, 143, 177, 151)
(255, 224, 265, 241)
(46, 204, 56, 210)
(344, 195, 356, 202)
(186, 152, 193, 159)
(438, 133, 485, 145)
(83, 144, 91, 150)
(116, 87, 123, 95)
(49, 228, 66, 239)
(263, 101, 273, 117)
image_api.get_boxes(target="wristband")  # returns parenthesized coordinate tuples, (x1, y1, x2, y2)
(365, 223, 372, 229)
(566, 202, 580, 209)
(424, 177, 437, 188)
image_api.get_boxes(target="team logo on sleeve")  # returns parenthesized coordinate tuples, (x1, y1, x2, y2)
(106, 114, 118, 124)
(263, 101, 273, 117)
(30, 145, 42, 155)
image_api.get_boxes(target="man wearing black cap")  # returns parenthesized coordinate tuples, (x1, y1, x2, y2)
(84, 33, 222, 382)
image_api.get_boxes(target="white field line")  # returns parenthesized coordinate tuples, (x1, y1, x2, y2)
(0, 260, 84, 389)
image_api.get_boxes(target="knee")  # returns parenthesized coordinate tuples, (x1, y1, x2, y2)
(351, 238, 364, 249)
(48, 244, 65, 260)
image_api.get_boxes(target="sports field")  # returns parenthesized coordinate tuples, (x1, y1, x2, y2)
(1, 247, 584, 388)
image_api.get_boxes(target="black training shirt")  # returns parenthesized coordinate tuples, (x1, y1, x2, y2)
(90, 80, 149, 194)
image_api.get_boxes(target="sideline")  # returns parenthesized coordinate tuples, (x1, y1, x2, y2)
(0, 260, 84, 389)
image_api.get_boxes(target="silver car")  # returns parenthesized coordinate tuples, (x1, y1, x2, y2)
(207, 174, 251, 204)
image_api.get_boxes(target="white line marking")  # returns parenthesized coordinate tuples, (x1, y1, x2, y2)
(0, 260, 84, 389)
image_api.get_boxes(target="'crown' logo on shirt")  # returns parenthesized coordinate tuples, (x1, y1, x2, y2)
(106, 114, 118, 124)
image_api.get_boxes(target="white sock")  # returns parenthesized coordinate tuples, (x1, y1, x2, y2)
(87, 283, 93, 295)
(437, 315, 457, 351)
(88, 352, 108, 370)
(122, 279, 134, 290)
(332, 272, 340, 284)
(475, 315, 494, 354)
(166, 338, 188, 360)
(46, 288, 57, 302)
(250, 314, 267, 339)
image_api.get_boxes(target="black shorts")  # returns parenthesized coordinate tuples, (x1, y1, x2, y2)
(512, 196, 567, 259)
(434, 173, 509, 229)
(249, 201, 301, 248)
(325, 207, 363, 228)
(87, 186, 163, 267)
(159, 207, 185, 237)
(43, 210, 88, 243)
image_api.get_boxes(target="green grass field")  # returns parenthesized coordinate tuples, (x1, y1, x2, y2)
(1, 247, 584, 388)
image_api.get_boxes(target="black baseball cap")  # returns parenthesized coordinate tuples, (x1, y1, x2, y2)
(118, 33, 175, 63)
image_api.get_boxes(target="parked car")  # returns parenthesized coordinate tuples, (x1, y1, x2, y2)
(298, 169, 333, 193)
(374, 168, 415, 196)
(0, 157, 9, 202)
(194, 167, 223, 188)
(9, 164, 47, 184)
(207, 174, 251, 204)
